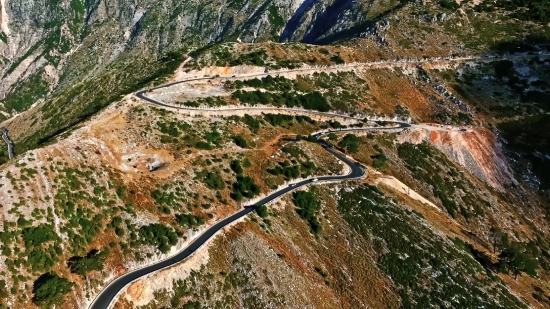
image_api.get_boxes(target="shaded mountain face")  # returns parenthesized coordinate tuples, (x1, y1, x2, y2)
(0, 0, 392, 116)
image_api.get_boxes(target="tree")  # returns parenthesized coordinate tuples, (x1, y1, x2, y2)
(232, 135, 248, 148)
(299, 91, 330, 112)
(139, 224, 178, 253)
(306, 135, 318, 142)
(68, 249, 110, 276)
(203, 172, 225, 190)
(256, 205, 268, 218)
(0, 280, 8, 298)
(230, 160, 243, 175)
(176, 213, 204, 227)
(22, 224, 59, 249)
(231, 175, 260, 201)
(372, 152, 387, 169)
(498, 242, 539, 279)
(338, 134, 359, 153)
(293, 189, 322, 234)
(32, 273, 74, 307)
(327, 133, 338, 141)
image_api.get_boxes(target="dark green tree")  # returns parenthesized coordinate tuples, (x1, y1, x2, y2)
(292, 189, 322, 234)
(0, 280, 8, 298)
(230, 160, 243, 175)
(32, 273, 74, 307)
(232, 135, 248, 148)
(68, 249, 110, 276)
(231, 175, 260, 201)
(327, 133, 338, 141)
(339, 134, 359, 153)
(203, 172, 225, 190)
(256, 205, 268, 218)
(498, 242, 539, 279)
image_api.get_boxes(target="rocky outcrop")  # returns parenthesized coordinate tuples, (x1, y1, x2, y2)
(398, 126, 516, 191)
(281, 0, 396, 44)
(359, 18, 390, 46)
(0, 0, 401, 117)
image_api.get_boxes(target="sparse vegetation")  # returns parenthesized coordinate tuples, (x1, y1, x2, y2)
(292, 189, 322, 234)
(397, 142, 488, 219)
(338, 185, 526, 308)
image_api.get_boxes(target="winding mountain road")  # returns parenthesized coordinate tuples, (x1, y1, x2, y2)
(89, 72, 411, 309)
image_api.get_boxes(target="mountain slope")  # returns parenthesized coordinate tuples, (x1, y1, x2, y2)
(0, 0, 549, 308)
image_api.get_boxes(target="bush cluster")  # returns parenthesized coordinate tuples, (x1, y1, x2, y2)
(232, 90, 330, 112)
(139, 223, 178, 253)
(292, 190, 322, 234)
(231, 175, 260, 202)
(32, 273, 74, 308)
(68, 249, 110, 276)
(338, 134, 359, 153)
(176, 213, 205, 227)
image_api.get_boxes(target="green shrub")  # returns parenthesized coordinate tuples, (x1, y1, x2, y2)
(176, 213, 205, 227)
(256, 205, 268, 218)
(263, 114, 294, 126)
(327, 133, 338, 141)
(338, 134, 359, 153)
(68, 249, 110, 276)
(230, 160, 243, 175)
(195, 141, 213, 150)
(231, 175, 260, 201)
(204, 130, 222, 146)
(27, 248, 59, 271)
(293, 189, 322, 234)
(498, 242, 539, 278)
(232, 135, 248, 148)
(330, 54, 345, 64)
(139, 224, 178, 253)
(151, 190, 177, 205)
(22, 224, 60, 248)
(267, 162, 301, 180)
(203, 172, 225, 190)
(0, 280, 8, 298)
(372, 146, 388, 169)
(32, 273, 74, 307)
(242, 115, 261, 133)
(232, 90, 330, 111)
(439, 0, 460, 9)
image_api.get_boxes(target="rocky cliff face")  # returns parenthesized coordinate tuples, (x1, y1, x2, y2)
(398, 126, 517, 191)
(0, 0, 395, 119)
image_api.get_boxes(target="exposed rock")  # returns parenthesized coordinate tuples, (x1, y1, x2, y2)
(398, 126, 517, 191)
(359, 18, 390, 46)
(146, 158, 164, 172)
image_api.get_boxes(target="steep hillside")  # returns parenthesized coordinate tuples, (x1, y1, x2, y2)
(0, 0, 549, 308)
(1, 0, 549, 154)
(0, 53, 549, 308)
